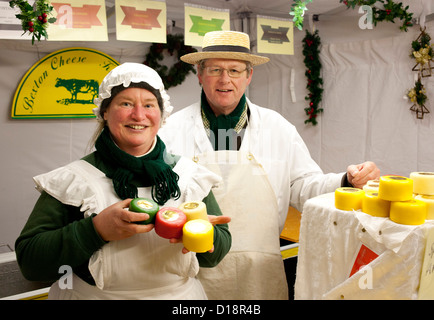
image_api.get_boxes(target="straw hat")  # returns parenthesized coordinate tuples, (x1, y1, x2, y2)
(181, 31, 269, 66)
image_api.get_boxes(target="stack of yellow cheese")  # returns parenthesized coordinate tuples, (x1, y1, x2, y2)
(411, 172, 434, 220)
(335, 174, 433, 225)
(376, 175, 426, 225)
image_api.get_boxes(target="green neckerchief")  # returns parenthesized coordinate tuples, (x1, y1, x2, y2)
(201, 90, 248, 150)
(94, 127, 180, 205)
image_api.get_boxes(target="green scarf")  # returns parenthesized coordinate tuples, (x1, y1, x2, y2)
(201, 90, 247, 150)
(95, 127, 180, 205)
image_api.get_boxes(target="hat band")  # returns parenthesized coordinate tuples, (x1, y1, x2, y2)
(203, 45, 250, 54)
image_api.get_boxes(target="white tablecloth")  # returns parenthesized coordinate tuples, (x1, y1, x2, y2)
(294, 193, 434, 300)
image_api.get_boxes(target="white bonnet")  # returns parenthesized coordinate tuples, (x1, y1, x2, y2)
(93, 62, 173, 125)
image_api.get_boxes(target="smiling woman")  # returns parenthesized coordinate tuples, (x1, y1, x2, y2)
(15, 62, 231, 300)
(102, 87, 161, 156)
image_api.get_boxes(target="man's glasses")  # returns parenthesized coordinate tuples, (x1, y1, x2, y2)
(204, 66, 248, 78)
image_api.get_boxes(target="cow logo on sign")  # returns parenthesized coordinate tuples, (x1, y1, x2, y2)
(11, 47, 119, 119)
(55, 78, 99, 105)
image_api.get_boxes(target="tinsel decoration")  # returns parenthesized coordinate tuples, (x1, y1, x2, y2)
(144, 34, 197, 90)
(340, 0, 413, 32)
(302, 29, 323, 125)
(9, 0, 56, 44)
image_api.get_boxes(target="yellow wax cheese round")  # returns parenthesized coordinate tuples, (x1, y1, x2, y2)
(415, 194, 434, 220)
(378, 175, 413, 201)
(410, 172, 434, 195)
(179, 201, 208, 221)
(390, 199, 427, 225)
(362, 179, 380, 192)
(182, 219, 214, 253)
(362, 191, 390, 217)
(335, 187, 364, 211)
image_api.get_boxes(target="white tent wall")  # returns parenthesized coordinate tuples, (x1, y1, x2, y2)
(0, 0, 433, 250)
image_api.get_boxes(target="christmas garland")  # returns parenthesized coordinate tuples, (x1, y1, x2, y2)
(340, 0, 413, 31)
(302, 29, 323, 125)
(144, 34, 198, 90)
(9, 0, 56, 44)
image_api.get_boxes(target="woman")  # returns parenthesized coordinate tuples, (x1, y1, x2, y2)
(15, 63, 231, 299)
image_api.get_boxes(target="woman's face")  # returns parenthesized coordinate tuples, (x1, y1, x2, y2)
(103, 87, 161, 156)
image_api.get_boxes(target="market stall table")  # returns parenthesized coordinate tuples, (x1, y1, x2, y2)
(294, 193, 434, 300)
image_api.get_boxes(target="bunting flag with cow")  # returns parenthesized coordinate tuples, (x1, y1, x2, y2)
(11, 47, 119, 119)
(256, 15, 294, 55)
(115, 0, 166, 43)
(46, 0, 108, 41)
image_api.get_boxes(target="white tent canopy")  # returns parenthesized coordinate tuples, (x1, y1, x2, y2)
(0, 0, 433, 249)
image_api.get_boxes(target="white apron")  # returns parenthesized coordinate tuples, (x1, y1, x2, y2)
(196, 150, 288, 300)
(34, 157, 220, 300)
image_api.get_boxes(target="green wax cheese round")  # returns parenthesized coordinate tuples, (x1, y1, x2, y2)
(129, 198, 159, 225)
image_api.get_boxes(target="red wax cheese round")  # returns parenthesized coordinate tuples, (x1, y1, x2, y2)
(155, 207, 187, 239)
(129, 197, 159, 225)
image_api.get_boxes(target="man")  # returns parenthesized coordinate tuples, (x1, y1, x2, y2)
(159, 31, 380, 299)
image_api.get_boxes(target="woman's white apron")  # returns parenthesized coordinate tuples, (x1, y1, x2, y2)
(195, 150, 288, 300)
(34, 157, 220, 300)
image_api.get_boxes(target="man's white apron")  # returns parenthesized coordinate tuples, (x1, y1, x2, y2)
(34, 157, 220, 300)
(195, 150, 288, 299)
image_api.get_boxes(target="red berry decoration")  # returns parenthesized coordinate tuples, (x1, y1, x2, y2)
(9, 0, 58, 45)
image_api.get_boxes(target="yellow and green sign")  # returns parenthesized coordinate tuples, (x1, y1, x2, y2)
(11, 47, 119, 119)
(184, 3, 229, 47)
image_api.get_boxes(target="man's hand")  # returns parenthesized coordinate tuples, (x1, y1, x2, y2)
(347, 161, 380, 188)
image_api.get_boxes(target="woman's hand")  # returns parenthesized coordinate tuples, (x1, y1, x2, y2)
(92, 198, 154, 241)
(170, 215, 231, 254)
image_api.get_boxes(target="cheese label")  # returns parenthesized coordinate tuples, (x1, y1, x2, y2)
(162, 210, 180, 221)
(137, 200, 153, 209)
(184, 202, 199, 209)
(389, 176, 407, 181)
(342, 188, 360, 192)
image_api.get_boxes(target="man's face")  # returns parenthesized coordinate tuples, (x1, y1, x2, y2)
(198, 58, 253, 116)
